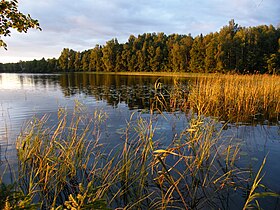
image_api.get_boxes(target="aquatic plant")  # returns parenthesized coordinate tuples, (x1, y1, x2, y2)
(10, 104, 277, 209)
(2, 73, 280, 209)
(179, 74, 280, 123)
(15, 102, 111, 209)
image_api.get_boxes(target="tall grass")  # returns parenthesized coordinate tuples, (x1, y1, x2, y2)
(15, 102, 111, 209)
(2, 105, 274, 209)
(186, 74, 280, 123)
(1, 74, 279, 209)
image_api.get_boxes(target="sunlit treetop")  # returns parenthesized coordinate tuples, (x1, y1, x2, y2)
(0, 0, 41, 49)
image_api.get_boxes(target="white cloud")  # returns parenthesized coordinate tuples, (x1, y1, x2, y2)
(1, 0, 279, 63)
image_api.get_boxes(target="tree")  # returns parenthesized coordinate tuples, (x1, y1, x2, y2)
(204, 33, 218, 72)
(67, 49, 76, 71)
(0, 0, 41, 49)
(81, 52, 89, 72)
(216, 19, 239, 71)
(89, 45, 103, 72)
(74, 52, 81, 71)
(170, 43, 182, 72)
(190, 34, 205, 72)
(102, 38, 119, 72)
(58, 48, 69, 71)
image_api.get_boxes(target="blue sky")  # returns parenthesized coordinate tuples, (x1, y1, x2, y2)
(0, 0, 279, 63)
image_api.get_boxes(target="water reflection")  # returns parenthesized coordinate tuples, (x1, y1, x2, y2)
(59, 73, 189, 111)
(0, 73, 61, 90)
(0, 73, 279, 208)
(1, 73, 279, 124)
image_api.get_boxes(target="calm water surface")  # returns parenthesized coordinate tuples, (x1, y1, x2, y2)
(0, 73, 279, 207)
(0, 73, 188, 172)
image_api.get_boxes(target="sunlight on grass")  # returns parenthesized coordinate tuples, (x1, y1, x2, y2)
(174, 74, 280, 123)
(1, 74, 279, 209)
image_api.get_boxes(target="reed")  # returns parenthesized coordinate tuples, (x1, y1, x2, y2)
(186, 74, 280, 123)
(151, 116, 244, 209)
(2, 73, 279, 209)
(242, 156, 280, 210)
(1, 104, 276, 209)
(15, 102, 111, 209)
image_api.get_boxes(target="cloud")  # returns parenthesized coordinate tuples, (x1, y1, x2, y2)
(1, 0, 279, 63)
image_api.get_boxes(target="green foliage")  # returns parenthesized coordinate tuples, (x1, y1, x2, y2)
(1, 20, 280, 74)
(1, 57, 57, 73)
(0, 183, 39, 209)
(204, 33, 218, 72)
(0, 0, 41, 49)
(53, 23, 280, 74)
(58, 48, 70, 71)
(190, 34, 205, 72)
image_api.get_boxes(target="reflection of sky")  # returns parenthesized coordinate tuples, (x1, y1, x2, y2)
(0, 74, 70, 168)
(232, 125, 280, 184)
(0, 74, 25, 90)
(0, 73, 280, 204)
(0, 73, 59, 90)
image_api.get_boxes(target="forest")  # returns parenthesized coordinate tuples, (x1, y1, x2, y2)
(1, 20, 280, 74)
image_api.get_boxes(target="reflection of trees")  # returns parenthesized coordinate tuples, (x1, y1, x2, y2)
(58, 73, 280, 124)
(5, 73, 279, 124)
(16, 74, 61, 89)
(59, 73, 188, 111)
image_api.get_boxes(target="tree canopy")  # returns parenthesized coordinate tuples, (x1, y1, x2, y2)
(0, 0, 41, 49)
(1, 20, 280, 74)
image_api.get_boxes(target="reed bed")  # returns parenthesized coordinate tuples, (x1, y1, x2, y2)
(1, 105, 277, 209)
(14, 102, 112, 209)
(176, 74, 280, 123)
(1, 74, 280, 209)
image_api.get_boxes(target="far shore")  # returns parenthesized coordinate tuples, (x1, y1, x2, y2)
(66, 71, 280, 78)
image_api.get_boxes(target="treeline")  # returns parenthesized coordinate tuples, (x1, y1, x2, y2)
(0, 57, 57, 73)
(1, 20, 280, 74)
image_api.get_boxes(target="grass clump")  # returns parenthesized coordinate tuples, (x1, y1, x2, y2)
(151, 116, 242, 209)
(1, 73, 280, 209)
(184, 74, 280, 123)
(6, 105, 275, 209)
(15, 102, 111, 209)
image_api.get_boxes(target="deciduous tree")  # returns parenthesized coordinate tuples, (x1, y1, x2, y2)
(0, 0, 41, 49)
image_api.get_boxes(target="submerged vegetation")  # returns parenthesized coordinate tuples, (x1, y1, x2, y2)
(1, 74, 280, 209)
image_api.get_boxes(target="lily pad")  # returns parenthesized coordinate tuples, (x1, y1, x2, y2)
(115, 128, 125, 135)
(251, 157, 258, 161)
(239, 151, 248, 156)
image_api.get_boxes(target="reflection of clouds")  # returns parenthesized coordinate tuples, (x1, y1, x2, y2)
(0, 74, 22, 90)
(0, 74, 61, 90)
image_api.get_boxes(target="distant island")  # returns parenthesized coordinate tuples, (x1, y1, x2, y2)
(1, 20, 279, 74)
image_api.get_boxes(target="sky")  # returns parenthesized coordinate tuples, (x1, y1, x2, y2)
(0, 0, 279, 63)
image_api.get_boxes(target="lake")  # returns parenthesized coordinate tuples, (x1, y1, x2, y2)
(0, 72, 279, 208)
(0, 73, 189, 179)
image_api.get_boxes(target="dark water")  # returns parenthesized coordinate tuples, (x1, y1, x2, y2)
(0, 73, 279, 208)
